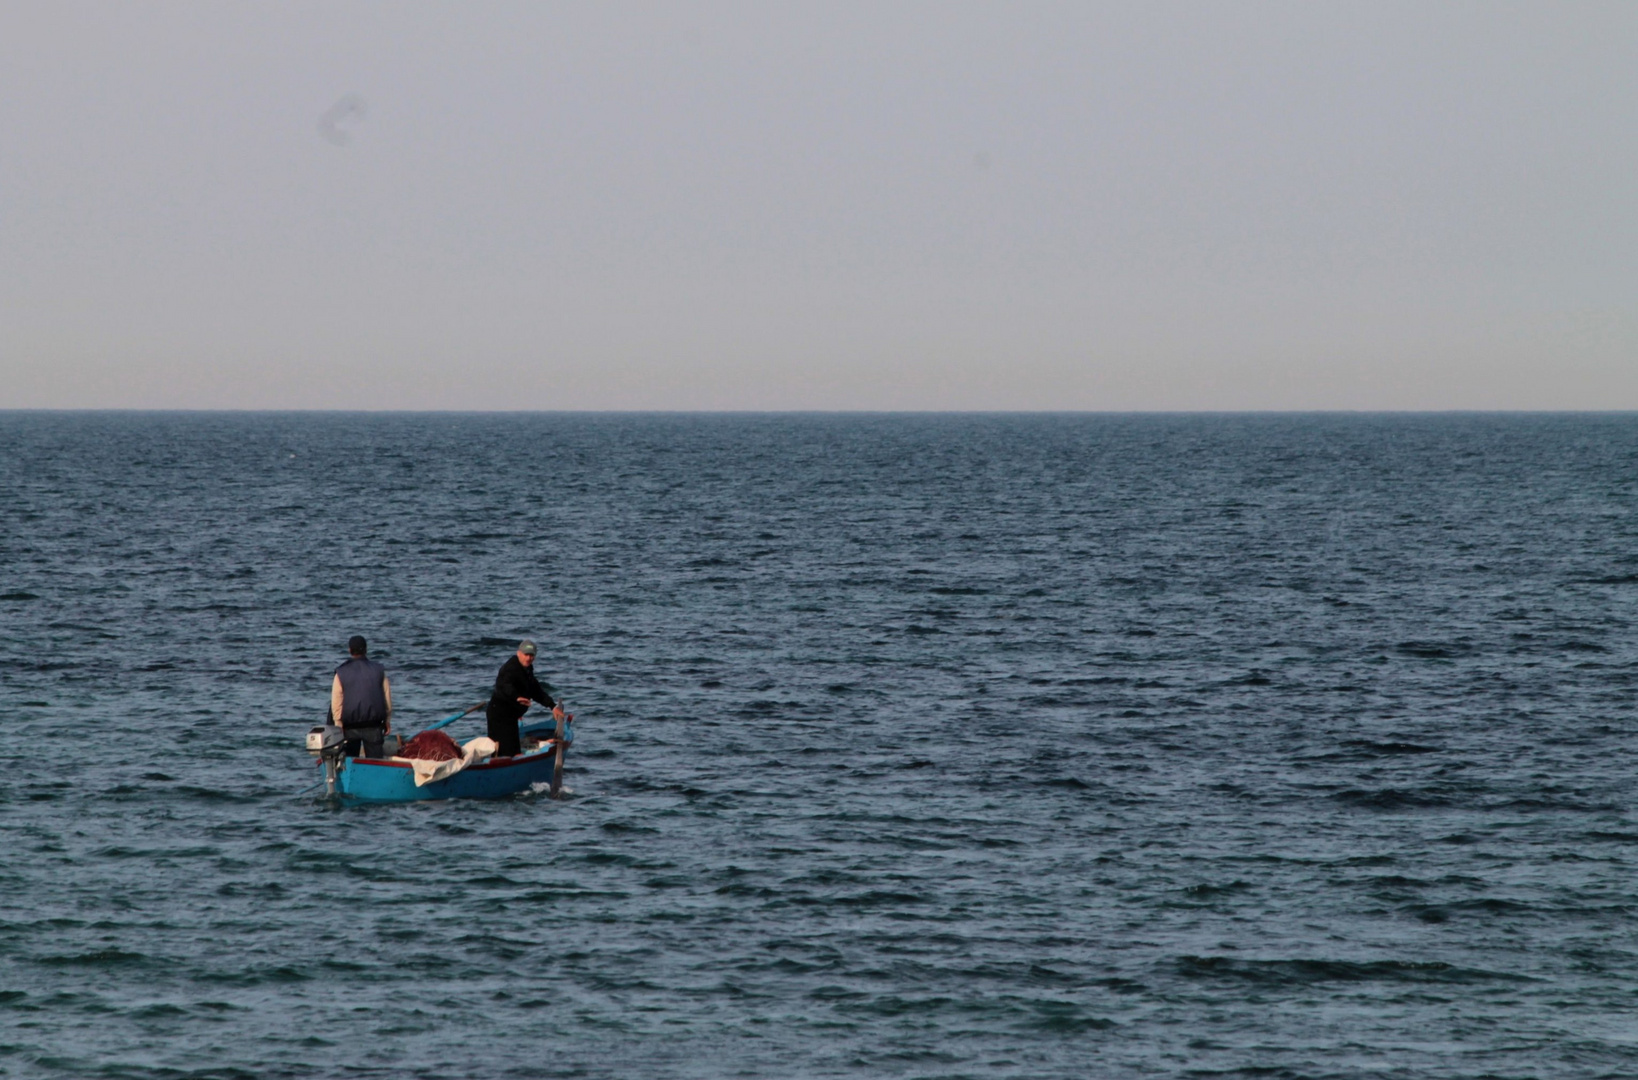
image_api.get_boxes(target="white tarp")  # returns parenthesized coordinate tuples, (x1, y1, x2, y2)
(393, 736, 498, 787)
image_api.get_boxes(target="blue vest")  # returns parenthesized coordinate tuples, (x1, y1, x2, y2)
(335, 657, 388, 728)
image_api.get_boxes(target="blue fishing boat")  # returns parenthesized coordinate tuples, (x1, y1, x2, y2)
(306, 706, 573, 804)
(334, 743, 559, 802)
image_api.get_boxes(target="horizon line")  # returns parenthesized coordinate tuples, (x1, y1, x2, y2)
(3, 407, 1637, 417)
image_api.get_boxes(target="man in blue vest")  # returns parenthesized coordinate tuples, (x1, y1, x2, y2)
(329, 635, 393, 758)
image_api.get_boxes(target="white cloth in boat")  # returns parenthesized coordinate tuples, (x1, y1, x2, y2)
(392, 736, 499, 787)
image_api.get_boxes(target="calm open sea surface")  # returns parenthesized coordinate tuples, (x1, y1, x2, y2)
(2, 412, 1637, 1080)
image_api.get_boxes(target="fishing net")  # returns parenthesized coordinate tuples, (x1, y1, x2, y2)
(397, 730, 463, 762)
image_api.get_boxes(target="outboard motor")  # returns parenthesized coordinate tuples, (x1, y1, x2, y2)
(305, 725, 345, 757)
(306, 725, 347, 795)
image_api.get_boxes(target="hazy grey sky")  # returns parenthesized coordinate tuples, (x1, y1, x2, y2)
(1, 1, 1633, 409)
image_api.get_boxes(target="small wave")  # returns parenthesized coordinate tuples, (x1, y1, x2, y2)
(1395, 640, 1472, 659)
(90, 845, 217, 861)
(1366, 874, 1431, 888)
(1498, 796, 1618, 812)
(1024, 1000, 1116, 1032)
(216, 882, 286, 898)
(831, 890, 929, 908)
(1343, 740, 1441, 755)
(841, 994, 959, 1018)
(1446, 897, 1534, 914)
(1182, 881, 1252, 898)
(195, 965, 311, 986)
(600, 820, 659, 834)
(1332, 788, 1452, 810)
(36, 949, 151, 968)
(170, 785, 261, 805)
(1176, 955, 1533, 985)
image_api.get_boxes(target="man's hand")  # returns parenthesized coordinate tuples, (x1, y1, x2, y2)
(552, 704, 566, 721)
(517, 697, 531, 706)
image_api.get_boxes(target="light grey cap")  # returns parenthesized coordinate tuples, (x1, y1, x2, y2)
(518, 639, 537, 656)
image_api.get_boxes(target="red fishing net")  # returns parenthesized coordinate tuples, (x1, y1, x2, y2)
(397, 730, 463, 761)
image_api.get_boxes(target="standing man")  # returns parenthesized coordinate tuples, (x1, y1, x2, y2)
(329, 635, 392, 758)
(486, 639, 563, 758)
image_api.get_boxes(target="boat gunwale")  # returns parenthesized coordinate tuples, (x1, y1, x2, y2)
(346, 748, 557, 773)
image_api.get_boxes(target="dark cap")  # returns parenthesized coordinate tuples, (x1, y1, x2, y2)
(348, 635, 368, 656)
(517, 639, 537, 656)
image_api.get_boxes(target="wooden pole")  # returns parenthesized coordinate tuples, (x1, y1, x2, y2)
(550, 711, 567, 798)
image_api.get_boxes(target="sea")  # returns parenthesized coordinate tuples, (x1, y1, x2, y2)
(2, 412, 1636, 1080)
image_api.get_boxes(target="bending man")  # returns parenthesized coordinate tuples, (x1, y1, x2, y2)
(486, 639, 563, 757)
(330, 635, 392, 758)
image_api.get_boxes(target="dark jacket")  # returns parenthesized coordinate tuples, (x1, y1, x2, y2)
(486, 656, 555, 724)
(335, 656, 389, 729)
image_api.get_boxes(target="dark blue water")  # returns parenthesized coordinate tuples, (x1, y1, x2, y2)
(3, 413, 1637, 1079)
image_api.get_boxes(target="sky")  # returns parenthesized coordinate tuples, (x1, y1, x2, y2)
(0, 1, 1633, 410)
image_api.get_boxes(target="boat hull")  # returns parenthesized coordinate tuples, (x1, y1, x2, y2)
(335, 745, 559, 803)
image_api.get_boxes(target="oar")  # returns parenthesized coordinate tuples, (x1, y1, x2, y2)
(417, 700, 488, 737)
(550, 709, 572, 798)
